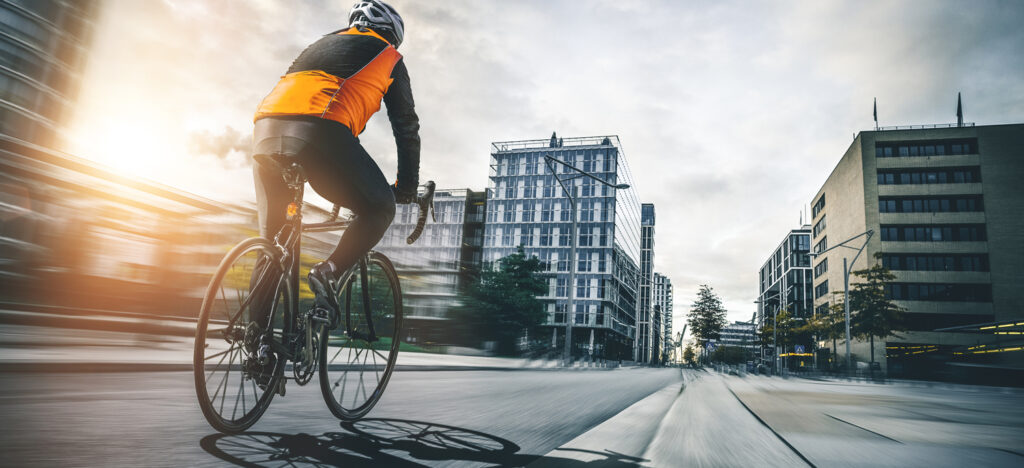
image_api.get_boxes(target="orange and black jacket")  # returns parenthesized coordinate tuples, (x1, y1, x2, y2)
(255, 27, 420, 188)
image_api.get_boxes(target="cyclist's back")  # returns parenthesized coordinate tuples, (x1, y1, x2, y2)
(252, 0, 419, 308)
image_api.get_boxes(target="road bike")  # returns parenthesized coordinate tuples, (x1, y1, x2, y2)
(194, 151, 435, 433)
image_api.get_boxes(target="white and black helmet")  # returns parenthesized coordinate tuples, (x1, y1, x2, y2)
(349, 1, 404, 48)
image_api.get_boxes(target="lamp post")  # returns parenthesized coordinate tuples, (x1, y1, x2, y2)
(809, 230, 873, 377)
(544, 154, 629, 365)
(754, 291, 780, 375)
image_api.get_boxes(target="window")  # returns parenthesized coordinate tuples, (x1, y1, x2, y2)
(576, 278, 588, 298)
(875, 138, 977, 158)
(814, 237, 827, 254)
(881, 253, 989, 272)
(815, 280, 829, 299)
(880, 224, 986, 242)
(540, 226, 552, 246)
(813, 216, 826, 238)
(815, 303, 830, 316)
(812, 194, 826, 218)
(555, 278, 567, 298)
(814, 258, 828, 278)
(886, 283, 992, 302)
(877, 195, 983, 213)
(877, 167, 979, 185)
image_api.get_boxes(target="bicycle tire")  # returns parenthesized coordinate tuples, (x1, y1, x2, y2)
(318, 251, 403, 420)
(194, 237, 292, 433)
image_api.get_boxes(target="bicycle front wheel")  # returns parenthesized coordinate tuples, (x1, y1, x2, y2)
(194, 237, 292, 433)
(319, 251, 403, 420)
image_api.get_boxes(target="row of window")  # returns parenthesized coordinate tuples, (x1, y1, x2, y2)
(885, 283, 992, 302)
(878, 195, 984, 213)
(814, 280, 829, 299)
(880, 253, 989, 272)
(812, 194, 826, 218)
(874, 138, 977, 158)
(493, 150, 616, 177)
(876, 167, 981, 185)
(814, 258, 828, 278)
(814, 237, 827, 254)
(879, 224, 986, 242)
(813, 216, 826, 238)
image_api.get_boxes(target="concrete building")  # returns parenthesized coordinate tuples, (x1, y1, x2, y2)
(757, 226, 814, 330)
(637, 203, 655, 362)
(0, 0, 100, 149)
(653, 272, 673, 362)
(484, 134, 642, 360)
(374, 188, 486, 344)
(808, 122, 1024, 378)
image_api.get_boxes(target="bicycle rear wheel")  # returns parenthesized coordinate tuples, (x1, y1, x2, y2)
(194, 237, 292, 433)
(319, 251, 403, 420)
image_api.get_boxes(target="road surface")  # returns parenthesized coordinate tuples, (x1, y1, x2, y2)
(1, 368, 1022, 467)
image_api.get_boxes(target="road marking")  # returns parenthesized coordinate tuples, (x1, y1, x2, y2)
(726, 386, 817, 468)
(824, 413, 903, 443)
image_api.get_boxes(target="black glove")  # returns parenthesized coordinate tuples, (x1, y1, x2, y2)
(393, 182, 417, 205)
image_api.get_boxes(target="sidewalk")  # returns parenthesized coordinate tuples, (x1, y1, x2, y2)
(532, 369, 1024, 467)
(0, 322, 628, 373)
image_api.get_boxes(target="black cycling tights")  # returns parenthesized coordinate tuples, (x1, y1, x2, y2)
(253, 117, 395, 279)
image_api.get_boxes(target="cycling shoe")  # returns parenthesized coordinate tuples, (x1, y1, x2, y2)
(308, 260, 341, 312)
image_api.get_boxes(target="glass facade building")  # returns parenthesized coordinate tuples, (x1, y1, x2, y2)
(374, 189, 486, 344)
(637, 203, 655, 362)
(1, 0, 100, 148)
(653, 272, 673, 363)
(484, 135, 642, 360)
(757, 226, 814, 331)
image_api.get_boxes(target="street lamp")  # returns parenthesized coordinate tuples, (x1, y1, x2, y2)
(809, 230, 873, 377)
(754, 288, 785, 376)
(544, 154, 630, 365)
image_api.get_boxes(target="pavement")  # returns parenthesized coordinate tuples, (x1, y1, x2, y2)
(0, 322, 625, 373)
(2, 365, 1023, 467)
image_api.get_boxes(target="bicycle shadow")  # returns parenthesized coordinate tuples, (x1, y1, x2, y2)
(200, 418, 648, 467)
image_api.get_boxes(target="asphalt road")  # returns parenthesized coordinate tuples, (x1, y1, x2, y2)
(0, 368, 683, 467)
(3, 368, 1024, 467)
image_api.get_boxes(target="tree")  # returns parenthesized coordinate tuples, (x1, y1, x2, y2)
(760, 310, 801, 369)
(686, 285, 728, 350)
(800, 307, 844, 370)
(457, 246, 548, 356)
(710, 345, 747, 365)
(682, 345, 696, 365)
(849, 262, 906, 374)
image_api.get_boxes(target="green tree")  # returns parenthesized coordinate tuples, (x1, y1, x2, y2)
(849, 262, 906, 372)
(457, 246, 548, 356)
(682, 345, 696, 365)
(686, 285, 728, 351)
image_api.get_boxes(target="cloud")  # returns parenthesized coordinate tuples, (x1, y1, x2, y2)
(70, 0, 1024, 333)
(187, 126, 249, 165)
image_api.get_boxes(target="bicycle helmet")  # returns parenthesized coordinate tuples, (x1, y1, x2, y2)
(348, 1, 404, 48)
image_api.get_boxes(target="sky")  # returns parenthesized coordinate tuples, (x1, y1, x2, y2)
(66, 0, 1024, 338)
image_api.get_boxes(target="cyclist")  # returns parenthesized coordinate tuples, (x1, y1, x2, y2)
(252, 0, 420, 316)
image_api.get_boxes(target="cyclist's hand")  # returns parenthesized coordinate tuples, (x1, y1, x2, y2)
(392, 182, 417, 204)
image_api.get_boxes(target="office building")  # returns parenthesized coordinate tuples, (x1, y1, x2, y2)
(653, 272, 673, 362)
(374, 188, 486, 344)
(809, 121, 1024, 377)
(484, 134, 642, 360)
(1, 0, 100, 148)
(716, 320, 758, 353)
(637, 203, 655, 362)
(757, 226, 814, 330)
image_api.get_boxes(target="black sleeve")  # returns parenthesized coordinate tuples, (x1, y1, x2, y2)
(383, 58, 421, 193)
